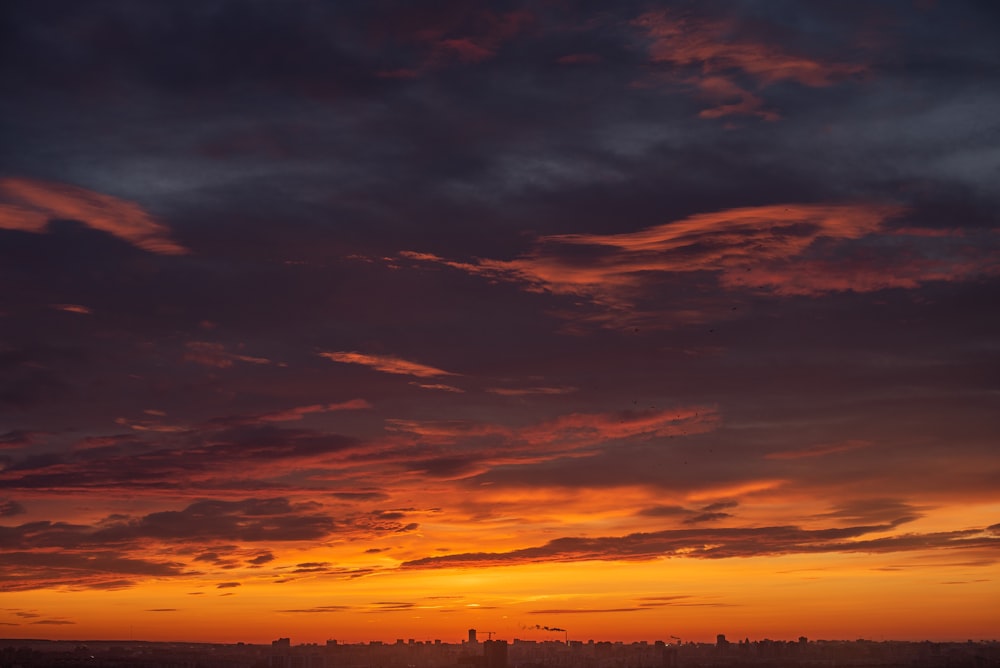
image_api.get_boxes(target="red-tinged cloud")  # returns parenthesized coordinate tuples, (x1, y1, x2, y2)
(485, 386, 577, 396)
(401, 203, 926, 312)
(0, 424, 362, 494)
(114, 416, 187, 433)
(521, 407, 717, 446)
(409, 382, 465, 393)
(385, 418, 507, 439)
(375, 8, 533, 76)
(0, 177, 186, 254)
(0, 551, 187, 592)
(694, 76, 778, 121)
(635, 11, 865, 86)
(0, 430, 39, 449)
(631, 11, 866, 119)
(719, 251, 1000, 296)
(404, 203, 1000, 319)
(50, 304, 93, 315)
(252, 400, 372, 423)
(1, 498, 26, 516)
(320, 351, 457, 378)
(437, 37, 495, 63)
(386, 407, 716, 449)
(556, 53, 602, 65)
(183, 341, 273, 368)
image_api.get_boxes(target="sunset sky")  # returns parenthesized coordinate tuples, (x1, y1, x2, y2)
(1, 0, 999, 645)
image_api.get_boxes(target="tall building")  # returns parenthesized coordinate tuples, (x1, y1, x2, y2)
(483, 640, 507, 668)
(468, 629, 478, 644)
(271, 638, 291, 668)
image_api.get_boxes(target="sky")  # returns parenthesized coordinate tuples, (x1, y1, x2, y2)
(1, 0, 999, 646)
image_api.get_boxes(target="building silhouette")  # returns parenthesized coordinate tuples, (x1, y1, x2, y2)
(483, 640, 507, 668)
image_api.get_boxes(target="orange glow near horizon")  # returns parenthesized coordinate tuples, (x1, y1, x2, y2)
(5, 495, 998, 643)
(7, 550, 999, 644)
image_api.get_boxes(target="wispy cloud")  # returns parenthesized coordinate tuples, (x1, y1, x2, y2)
(183, 341, 273, 368)
(0, 177, 186, 254)
(631, 10, 866, 119)
(253, 400, 372, 422)
(766, 439, 872, 460)
(320, 351, 457, 378)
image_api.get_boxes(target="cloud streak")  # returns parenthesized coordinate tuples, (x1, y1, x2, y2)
(320, 351, 458, 378)
(403, 519, 999, 569)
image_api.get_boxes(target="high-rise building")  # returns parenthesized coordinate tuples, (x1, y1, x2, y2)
(271, 638, 291, 668)
(483, 640, 508, 668)
(468, 629, 478, 644)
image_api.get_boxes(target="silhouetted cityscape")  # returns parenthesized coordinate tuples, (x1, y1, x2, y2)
(3, 629, 999, 668)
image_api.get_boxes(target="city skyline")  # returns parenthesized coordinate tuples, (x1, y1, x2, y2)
(1, 0, 998, 646)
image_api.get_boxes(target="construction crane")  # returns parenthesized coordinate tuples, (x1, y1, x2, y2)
(482, 631, 496, 640)
(670, 635, 681, 646)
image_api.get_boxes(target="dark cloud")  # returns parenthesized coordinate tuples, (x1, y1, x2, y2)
(369, 602, 416, 611)
(193, 552, 224, 563)
(0, 424, 359, 493)
(277, 605, 352, 613)
(402, 518, 999, 569)
(0, 498, 26, 517)
(637, 505, 689, 517)
(0, 430, 39, 449)
(0, 498, 349, 557)
(331, 491, 390, 501)
(0, 551, 186, 592)
(818, 499, 928, 525)
(247, 552, 276, 566)
(291, 562, 332, 574)
(637, 503, 737, 524)
(701, 500, 738, 512)
(97, 498, 337, 543)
